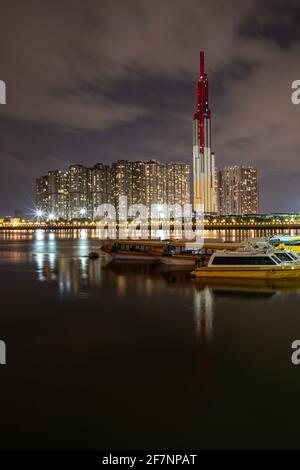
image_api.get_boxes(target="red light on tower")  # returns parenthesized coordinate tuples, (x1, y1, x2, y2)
(200, 50, 205, 78)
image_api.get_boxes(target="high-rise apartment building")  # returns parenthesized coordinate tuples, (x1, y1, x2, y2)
(69, 164, 92, 219)
(35, 175, 48, 212)
(131, 162, 145, 205)
(166, 163, 190, 206)
(214, 168, 222, 215)
(47, 170, 69, 219)
(91, 163, 111, 218)
(193, 51, 217, 213)
(111, 160, 132, 212)
(144, 160, 166, 208)
(218, 165, 259, 215)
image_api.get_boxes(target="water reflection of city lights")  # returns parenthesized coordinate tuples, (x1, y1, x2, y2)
(35, 252, 45, 281)
(48, 253, 56, 272)
(193, 286, 214, 342)
(35, 230, 45, 241)
(80, 229, 87, 239)
(80, 257, 88, 279)
(116, 275, 126, 296)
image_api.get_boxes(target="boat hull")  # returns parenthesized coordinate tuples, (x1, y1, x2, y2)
(159, 256, 198, 266)
(108, 252, 158, 262)
(191, 266, 300, 279)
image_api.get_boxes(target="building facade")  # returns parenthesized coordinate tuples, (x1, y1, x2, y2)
(218, 165, 259, 215)
(193, 51, 217, 214)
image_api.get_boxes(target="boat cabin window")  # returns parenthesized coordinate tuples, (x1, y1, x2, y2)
(288, 251, 299, 260)
(165, 245, 181, 255)
(111, 243, 120, 252)
(165, 245, 201, 255)
(112, 243, 158, 252)
(275, 252, 293, 262)
(211, 256, 278, 266)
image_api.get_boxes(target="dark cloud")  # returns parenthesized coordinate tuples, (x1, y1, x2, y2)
(0, 0, 300, 214)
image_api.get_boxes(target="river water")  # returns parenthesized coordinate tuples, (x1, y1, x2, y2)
(1, 229, 300, 449)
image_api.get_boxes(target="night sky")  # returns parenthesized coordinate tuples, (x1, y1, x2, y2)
(1, 0, 300, 216)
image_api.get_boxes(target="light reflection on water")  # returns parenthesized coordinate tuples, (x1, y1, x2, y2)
(28, 234, 217, 341)
(16, 230, 299, 345)
(193, 287, 214, 342)
(2, 229, 300, 343)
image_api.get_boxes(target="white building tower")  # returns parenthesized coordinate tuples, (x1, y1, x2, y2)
(193, 51, 217, 213)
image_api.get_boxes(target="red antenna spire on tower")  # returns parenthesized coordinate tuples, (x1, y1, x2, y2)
(193, 50, 211, 153)
(200, 50, 205, 77)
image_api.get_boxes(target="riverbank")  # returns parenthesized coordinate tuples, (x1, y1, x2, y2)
(2, 222, 300, 230)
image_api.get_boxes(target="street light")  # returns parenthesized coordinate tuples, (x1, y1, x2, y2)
(35, 209, 45, 220)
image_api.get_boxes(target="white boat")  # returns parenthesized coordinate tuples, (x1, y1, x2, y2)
(158, 241, 240, 266)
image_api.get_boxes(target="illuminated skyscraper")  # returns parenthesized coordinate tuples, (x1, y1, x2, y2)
(193, 51, 217, 213)
(166, 163, 190, 206)
(111, 160, 132, 214)
(91, 163, 111, 218)
(144, 160, 166, 208)
(131, 162, 146, 205)
(220, 165, 259, 215)
(69, 164, 91, 219)
(47, 170, 69, 219)
(35, 175, 48, 212)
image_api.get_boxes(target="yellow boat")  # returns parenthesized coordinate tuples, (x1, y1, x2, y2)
(191, 250, 300, 279)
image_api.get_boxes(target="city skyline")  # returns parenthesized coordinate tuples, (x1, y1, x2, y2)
(36, 159, 191, 220)
(35, 158, 261, 219)
(1, 1, 300, 215)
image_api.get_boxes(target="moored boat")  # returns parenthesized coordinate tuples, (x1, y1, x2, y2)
(191, 249, 300, 279)
(100, 239, 166, 261)
(158, 241, 240, 266)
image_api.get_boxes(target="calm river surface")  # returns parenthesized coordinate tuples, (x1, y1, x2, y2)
(1, 229, 300, 449)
